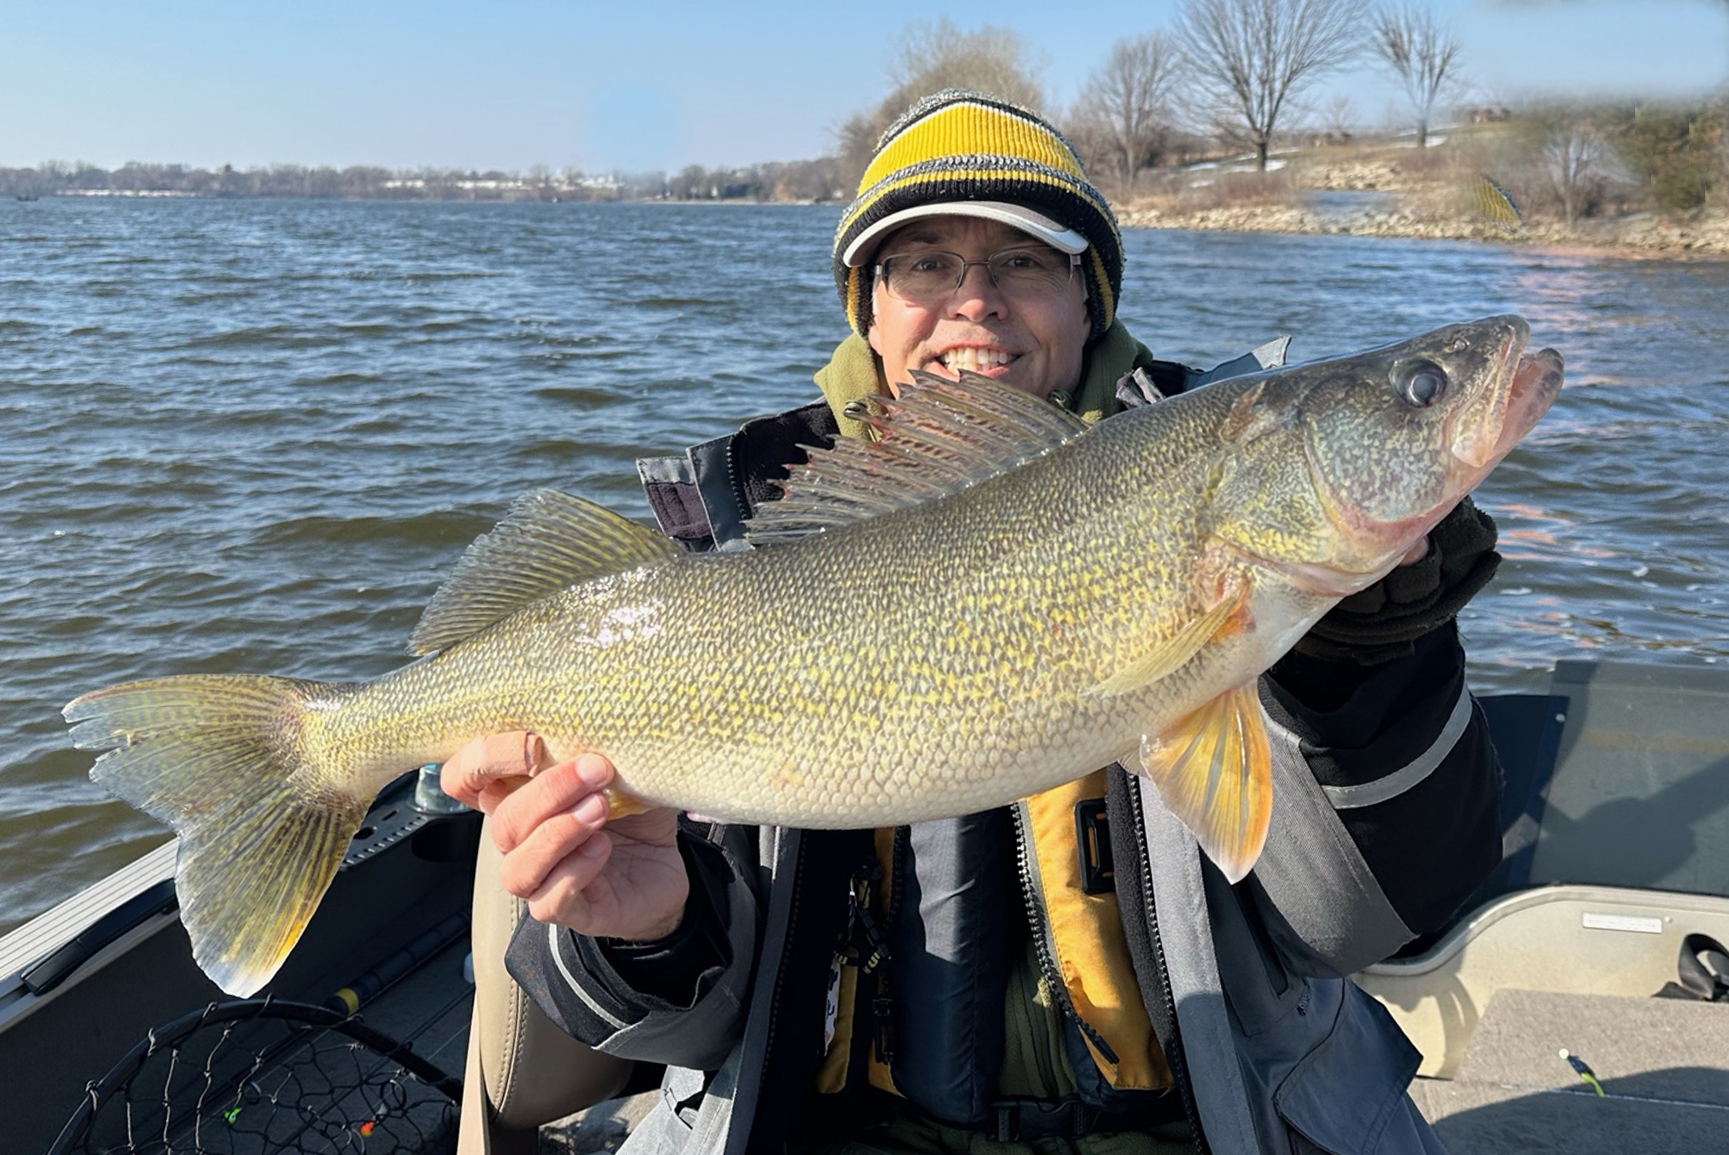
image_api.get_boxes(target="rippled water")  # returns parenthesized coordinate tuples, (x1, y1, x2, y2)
(2, 198, 1726, 934)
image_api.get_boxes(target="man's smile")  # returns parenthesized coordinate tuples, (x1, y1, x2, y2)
(932, 345, 1020, 377)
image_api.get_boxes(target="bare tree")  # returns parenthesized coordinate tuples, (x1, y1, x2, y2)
(1173, 0, 1368, 171)
(834, 114, 882, 190)
(1370, 4, 1463, 147)
(1071, 33, 1179, 192)
(835, 20, 1047, 189)
(1532, 108, 1610, 225)
(1322, 93, 1357, 141)
(888, 19, 1046, 112)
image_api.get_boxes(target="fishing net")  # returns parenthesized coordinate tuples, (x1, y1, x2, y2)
(48, 997, 463, 1155)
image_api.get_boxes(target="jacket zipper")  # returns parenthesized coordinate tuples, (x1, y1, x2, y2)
(1010, 801, 1121, 1068)
(1122, 781, 1208, 1154)
(724, 436, 753, 545)
(873, 825, 909, 1063)
(761, 829, 808, 1083)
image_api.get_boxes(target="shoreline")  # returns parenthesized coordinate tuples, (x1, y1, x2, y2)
(1116, 200, 1729, 260)
(1111, 139, 1729, 260)
(16, 183, 1729, 259)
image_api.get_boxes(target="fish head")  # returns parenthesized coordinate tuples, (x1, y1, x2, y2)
(1208, 314, 1563, 597)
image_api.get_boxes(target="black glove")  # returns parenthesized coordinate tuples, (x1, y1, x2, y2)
(1291, 496, 1501, 666)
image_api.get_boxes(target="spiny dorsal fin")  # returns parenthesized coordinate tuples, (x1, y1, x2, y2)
(746, 370, 1089, 546)
(409, 488, 678, 655)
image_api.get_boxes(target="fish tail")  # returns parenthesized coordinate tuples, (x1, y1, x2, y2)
(64, 674, 372, 997)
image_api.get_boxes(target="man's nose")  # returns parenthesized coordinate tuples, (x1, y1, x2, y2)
(947, 261, 1007, 319)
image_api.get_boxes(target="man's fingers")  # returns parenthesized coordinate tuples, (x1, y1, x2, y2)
(522, 834, 615, 927)
(489, 753, 616, 856)
(471, 777, 532, 816)
(440, 732, 550, 809)
(496, 792, 613, 899)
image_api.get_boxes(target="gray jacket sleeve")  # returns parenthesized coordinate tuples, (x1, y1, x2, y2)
(1248, 733, 1420, 977)
(1251, 622, 1503, 976)
(504, 827, 761, 1070)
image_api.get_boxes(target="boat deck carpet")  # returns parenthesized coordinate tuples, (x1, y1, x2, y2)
(1410, 988, 1729, 1154)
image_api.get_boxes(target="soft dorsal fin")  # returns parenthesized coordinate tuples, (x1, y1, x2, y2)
(746, 370, 1090, 546)
(409, 488, 678, 655)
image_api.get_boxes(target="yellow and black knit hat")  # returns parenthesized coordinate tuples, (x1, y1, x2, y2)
(833, 88, 1123, 343)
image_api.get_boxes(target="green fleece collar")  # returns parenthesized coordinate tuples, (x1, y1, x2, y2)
(813, 319, 1157, 441)
(811, 335, 887, 441)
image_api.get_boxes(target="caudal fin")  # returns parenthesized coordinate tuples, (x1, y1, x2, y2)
(65, 675, 370, 997)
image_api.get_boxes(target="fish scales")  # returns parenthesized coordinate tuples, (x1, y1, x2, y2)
(66, 315, 1564, 995)
(321, 401, 1248, 829)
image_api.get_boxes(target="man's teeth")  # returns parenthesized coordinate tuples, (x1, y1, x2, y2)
(939, 348, 1014, 373)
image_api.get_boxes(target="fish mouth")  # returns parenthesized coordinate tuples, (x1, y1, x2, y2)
(1494, 346, 1565, 458)
(1449, 320, 1524, 469)
(1450, 319, 1563, 471)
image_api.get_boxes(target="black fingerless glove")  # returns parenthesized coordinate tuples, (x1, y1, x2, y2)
(1291, 496, 1500, 666)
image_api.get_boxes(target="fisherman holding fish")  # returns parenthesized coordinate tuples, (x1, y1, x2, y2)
(438, 91, 1530, 1155)
(70, 89, 1561, 1155)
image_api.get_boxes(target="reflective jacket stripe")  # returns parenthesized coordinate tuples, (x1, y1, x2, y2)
(547, 922, 631, 1031)
(1319, 683, 1473, 810)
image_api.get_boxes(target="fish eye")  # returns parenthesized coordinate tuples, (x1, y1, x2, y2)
(1396, 360, 1448, 408)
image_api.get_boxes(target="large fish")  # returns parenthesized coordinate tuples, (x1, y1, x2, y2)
(66, 315, 1562, 997)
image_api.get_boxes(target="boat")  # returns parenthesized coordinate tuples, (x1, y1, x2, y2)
(4, 657, 1727, 1153)
(0, 768, 484, 1154)
(1358, 658, 1729, 1150)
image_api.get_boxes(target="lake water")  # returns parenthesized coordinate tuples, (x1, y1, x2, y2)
(2, 198, 1726, 935)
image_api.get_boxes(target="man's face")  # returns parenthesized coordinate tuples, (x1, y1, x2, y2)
(865, 216, 1091, 401)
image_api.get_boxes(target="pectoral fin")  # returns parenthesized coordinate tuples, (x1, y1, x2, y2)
(605, 785, 654, 819)
(1135, 682, 1272, 883)
(1087, 586, 1246, 698)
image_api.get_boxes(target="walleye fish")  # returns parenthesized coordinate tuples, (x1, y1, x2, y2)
(66, 315, 1563, 998)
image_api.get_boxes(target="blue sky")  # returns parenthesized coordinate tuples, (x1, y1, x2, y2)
(2, 0, 1724, 173)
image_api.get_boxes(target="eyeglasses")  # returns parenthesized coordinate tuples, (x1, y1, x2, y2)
(874, 245, 1081, 304)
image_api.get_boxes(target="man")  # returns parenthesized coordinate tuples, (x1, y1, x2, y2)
(445, 90, 1503, 1154)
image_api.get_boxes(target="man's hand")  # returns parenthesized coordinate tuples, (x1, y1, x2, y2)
(1291, 496, 1500, 666)
(442, 734, 690, 942)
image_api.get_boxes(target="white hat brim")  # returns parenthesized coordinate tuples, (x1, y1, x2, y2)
(842, 201, 1088, 267)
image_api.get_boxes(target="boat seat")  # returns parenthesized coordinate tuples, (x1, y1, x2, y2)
(1398, 659, 1729, 957)
(459, 816, 635, 1155)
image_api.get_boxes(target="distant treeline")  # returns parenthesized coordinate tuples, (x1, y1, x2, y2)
(0, 158, 849, 203)
(4, 101, 1722, 225)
